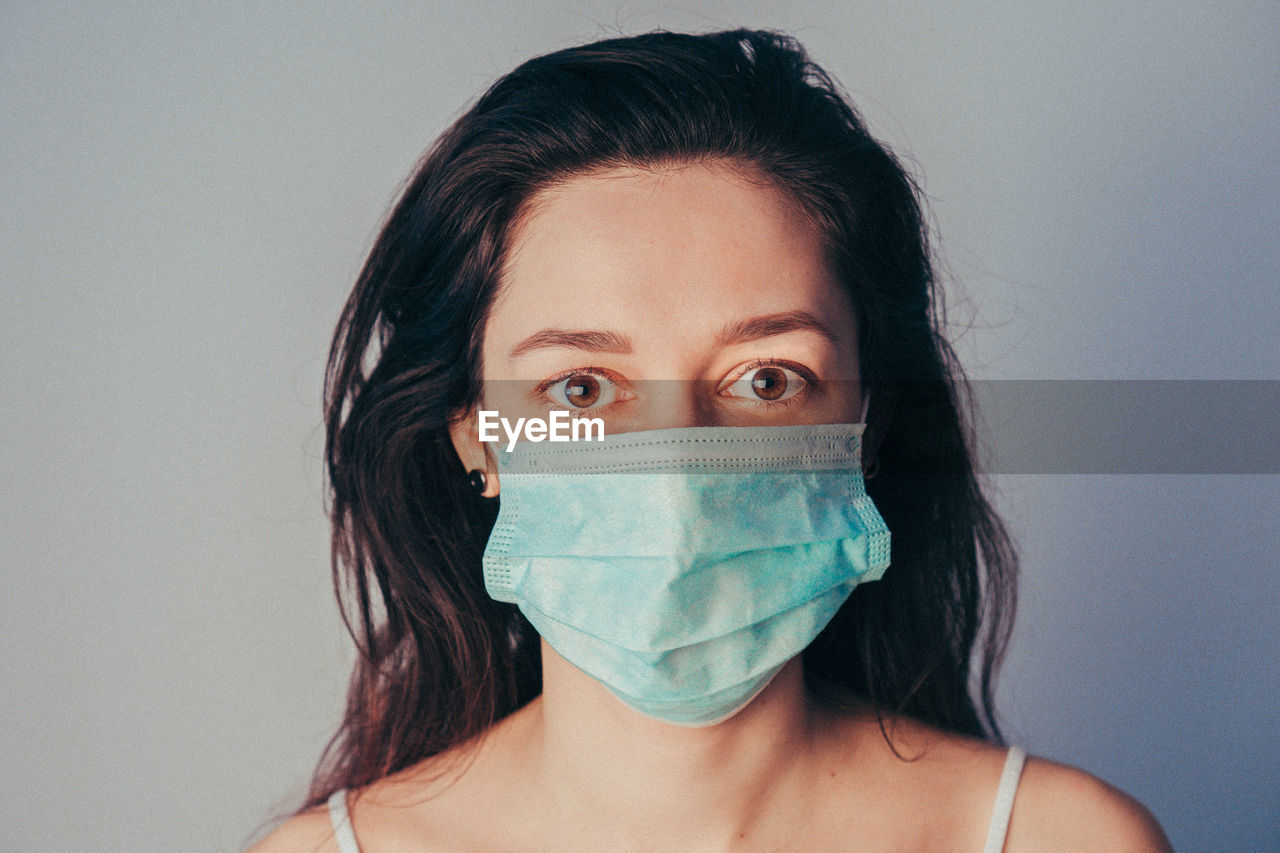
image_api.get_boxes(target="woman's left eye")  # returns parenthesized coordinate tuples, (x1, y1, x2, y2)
(719, 363, 809, 403)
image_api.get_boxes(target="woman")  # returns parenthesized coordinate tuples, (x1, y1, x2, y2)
(254, 29, 1169, 851)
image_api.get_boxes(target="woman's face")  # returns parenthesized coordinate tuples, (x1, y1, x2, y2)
(452, 161, 861, 475)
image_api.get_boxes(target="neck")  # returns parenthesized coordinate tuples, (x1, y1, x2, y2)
(530, 640, 821, 849)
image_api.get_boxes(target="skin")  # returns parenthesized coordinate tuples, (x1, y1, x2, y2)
(253, 162, 1171, 852)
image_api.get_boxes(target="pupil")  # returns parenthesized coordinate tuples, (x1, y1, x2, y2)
(751, 367, 787, 401)
(565, 374, 601, 408)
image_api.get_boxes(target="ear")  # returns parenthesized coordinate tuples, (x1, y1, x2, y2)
(448, 409, 500, 497)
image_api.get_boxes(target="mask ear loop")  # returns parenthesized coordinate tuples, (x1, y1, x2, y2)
(859, 392, 879, 480)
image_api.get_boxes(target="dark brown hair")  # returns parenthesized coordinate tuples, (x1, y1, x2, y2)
(305, 28, 1017, 810)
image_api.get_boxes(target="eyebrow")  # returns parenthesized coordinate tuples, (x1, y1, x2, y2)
(509, 329, 634, 358)
(715, 311, 841, 347)
(507, 311, 839, 359)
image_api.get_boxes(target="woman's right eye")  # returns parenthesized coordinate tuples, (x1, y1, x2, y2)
(539, 370, 629, 410)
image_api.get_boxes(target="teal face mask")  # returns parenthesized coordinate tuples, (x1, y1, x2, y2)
(482, 421, 891, 726)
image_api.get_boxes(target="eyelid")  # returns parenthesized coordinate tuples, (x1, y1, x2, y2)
(717, 358, 818, 394)
(534, 366, 627, 395)
(534, 366, 635, 410)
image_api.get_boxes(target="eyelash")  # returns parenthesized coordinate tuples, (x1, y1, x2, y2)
(534, 365, 628, 409)
(533, 360, 818, 408)
(724, 358, 817, 408)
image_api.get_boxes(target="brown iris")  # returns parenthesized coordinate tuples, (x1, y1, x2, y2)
(564, 374, 601, 407)
(750, 366, 788, 400)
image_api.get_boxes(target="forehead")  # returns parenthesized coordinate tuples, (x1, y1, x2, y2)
(484, 161, 853, 369)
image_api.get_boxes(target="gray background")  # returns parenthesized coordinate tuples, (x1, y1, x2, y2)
(2, 2, 1276, 850)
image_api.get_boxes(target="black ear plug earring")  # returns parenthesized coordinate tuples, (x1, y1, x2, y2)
(467, 469, 488, 494)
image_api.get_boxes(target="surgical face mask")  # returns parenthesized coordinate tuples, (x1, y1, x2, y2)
(481, 421, 891, 726)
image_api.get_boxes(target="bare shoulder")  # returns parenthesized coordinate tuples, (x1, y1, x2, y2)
(815, 708, 1170, 851)
(245, 805, 342, 853)
(1006, 757, 1172, 852)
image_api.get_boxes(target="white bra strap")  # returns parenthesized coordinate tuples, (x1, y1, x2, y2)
(982, 746, 1026, 853)
(327, 788, 361, 853)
